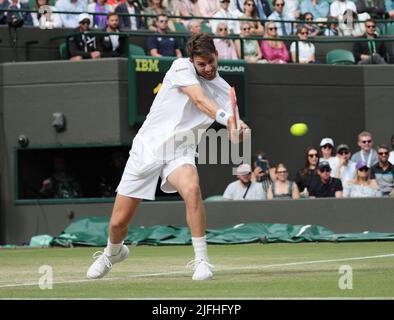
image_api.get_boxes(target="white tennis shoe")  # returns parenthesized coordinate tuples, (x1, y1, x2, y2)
(187, 259, 214, 281)
(86, 245, 129, 279)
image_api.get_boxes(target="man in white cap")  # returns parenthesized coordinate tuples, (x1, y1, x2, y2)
(319, 137, 338, 170)
(68, 13, 102, 60)
(223, 163, 267, 200)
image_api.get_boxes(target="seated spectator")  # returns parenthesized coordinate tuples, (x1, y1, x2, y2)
(211, 0, 240, 34)
(240, 0, 264, 35)
(0, 0, 33, 26)
(284, 0, 301, 20)
(386, 0, 394, 19)
(302, 12, 320, 36)
(40, 155, 82, 199)
(223, 163, 267, 200)
(56, 0, 88, 28)
(99, 150, 128, 196)
(389, 134, 394, 164)
(235, 21, 263, 63)
(97, 13, 127, 57)
(178, 0, 203, 26)
(353, 18, 387, 65)
(213, 22, 239, 59)
(87, 0, 113, 29)
(267, 163, 300, 199)
(356, 0, 385, 20)
(351, 131, 378, 167)
(147, 14, 182, 57)
(300, 0, 329, 20)
(230, 0, 272, 21)
(344, 161, 381, 197)
(323, 16, 339, 36)
(308, 161, 343, 198)
(338, 9, 370, 37)
(261, 20, 290, 64)
(107, 0, 126, 8)
(162, 0, 179, 15)
(290, 25, 316, 63)
(268, 0, 293, 36)
(295, 147, 320, 195)
(115, 0, 145, 30)
(188, 19, 202, 35)
(330, 0, 357, 18)
(31, 0, 61, 28)
(370, 144, 394, 197)
(199, 0, 220, 17)
(251, 151, 276, 193)
(319, 137, 338, 170)
(68, 13, 102, 60)
(332, 144, 356, 187)
(145, 0, 175, 32)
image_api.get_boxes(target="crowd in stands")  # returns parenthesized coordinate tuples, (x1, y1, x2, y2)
(1, 0, 394, 63)
(222, 131, 394, 200)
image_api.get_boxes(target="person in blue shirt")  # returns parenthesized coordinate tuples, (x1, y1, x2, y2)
(300, 0, 329, 19)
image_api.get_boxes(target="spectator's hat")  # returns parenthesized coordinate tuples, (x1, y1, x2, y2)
(236, 163, 252, 175)
(336, 144, 350, 153)
(356, 160, 369, 170)
(320, 137, 334, 147)
(318, 160, 331, 171)
(78, 13, 91, 24)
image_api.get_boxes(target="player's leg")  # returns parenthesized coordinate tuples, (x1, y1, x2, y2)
(87, 194, 141, 279)
(166, 164, 213, 280)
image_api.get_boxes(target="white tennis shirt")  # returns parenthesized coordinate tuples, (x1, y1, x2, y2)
(137, 58, 232, 162)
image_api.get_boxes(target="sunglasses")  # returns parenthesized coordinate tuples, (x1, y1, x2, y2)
(246, 3, 255, 6)
(276, 3, 284, 6)
(220, 0, 230, 2)
(276, 170, 288, 174)
(320, 168, 331, 173)
(308, 153, 318, 158)
(243, 27, 251, 31)
(322, 144, 333, 149)
(361, 140, 372, 144)
(338, 151, 349, 155)
(300, 32, 308, 35)
(269, 27, 278, 31)
(81, 20, 90, 25)
(378, 152, 389, 155)
(159, 19, 168, 23)
(358, 167, 369, 172)
(366, 25, 376, 29)
(218, 28, 228, 31)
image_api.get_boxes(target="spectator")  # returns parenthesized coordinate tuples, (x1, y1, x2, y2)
(308, 161, 343, 198)
(356, 0, 385, 20)
(115, 0, 145, 30)
(267, 163, 300, 199)
(31, 0, 61, 28)
(338, 9, 370, 37)
(223, 163, 267, 200)
(40, 156, 82, 199)
(330, 0, 357, 18)
(251, 151, 276, 193)
(56, 0, 87, 28)
(145, 0, 175, 32)
(332, 144, 356, 187)
(351, 131, 378, 168)
(99, 150, 128, 196)
(295, 147, 320, 195)
(199, 0, 220, 17)
(178, 0, 203, 26)
(240, 0, 264, 35)
(211, 0, 240, 34)
(389, 134, 394, 164)
(107, 0, 126, 8)
(268, 0, 292, 36)
(162, 0, 179, 15)
(370, 144, 394, 196)
(290, 25, 316, 63)
(300, 0, 329, 20)
(188, 19, 202, 35)
(68, 13, 102, 60)
(147, 14, 182, 57)
(0, 0, 33, 26)
(213, 22, 239, 59)
(261, 20, 290, 63)
(323, 16, 339, 36)
(88, 0, 113, 29)
(302, 12, 320, 36)
(353, 18, 387, 64)
(97, 13, 127, 57)
(344, 160, 381, 197)
(283, 0, 300, 21)
(230, 0, 272, 21)
(385, 0, 394, 19)
(319, 137, 337, 169)
(235, 21, 263, 63)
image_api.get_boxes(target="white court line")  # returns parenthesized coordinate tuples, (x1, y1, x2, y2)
(1, 253, 394, 289)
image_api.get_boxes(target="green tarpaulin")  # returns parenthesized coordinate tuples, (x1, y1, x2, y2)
(48, 216, 394, 247)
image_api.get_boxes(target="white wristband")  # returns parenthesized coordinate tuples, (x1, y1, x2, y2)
(215, 109, 231, 127)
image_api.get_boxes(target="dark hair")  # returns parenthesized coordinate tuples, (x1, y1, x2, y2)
(299, 147, 319, 176)
(186, 33, 216, 58)
(377, 144, 389, 151)
(107, 12, 119, 19)
(272, 0, 285, 6)
(365, 18, 376, 25)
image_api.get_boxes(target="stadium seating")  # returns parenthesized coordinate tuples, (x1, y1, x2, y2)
(59, 42, 70, 60)
(128, 43, 146, 56)
(173, 22, 188, 33)
(326, 49, 355, 65)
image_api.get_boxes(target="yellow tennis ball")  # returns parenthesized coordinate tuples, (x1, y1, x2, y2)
(290, 123, 308, 136)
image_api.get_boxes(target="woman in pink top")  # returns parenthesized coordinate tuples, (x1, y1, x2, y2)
(260, 21, 289, 64)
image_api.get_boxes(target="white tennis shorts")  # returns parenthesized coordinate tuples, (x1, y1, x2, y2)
(116, 137, 195, 200)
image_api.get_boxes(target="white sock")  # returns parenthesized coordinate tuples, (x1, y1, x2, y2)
(105, 238, 123, 256)
(192, 236, 208, 261)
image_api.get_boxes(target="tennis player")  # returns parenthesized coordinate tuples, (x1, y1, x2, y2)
(87, 33, 249, 281)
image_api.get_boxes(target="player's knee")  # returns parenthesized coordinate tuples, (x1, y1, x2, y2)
(183, 183, 202, 203)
